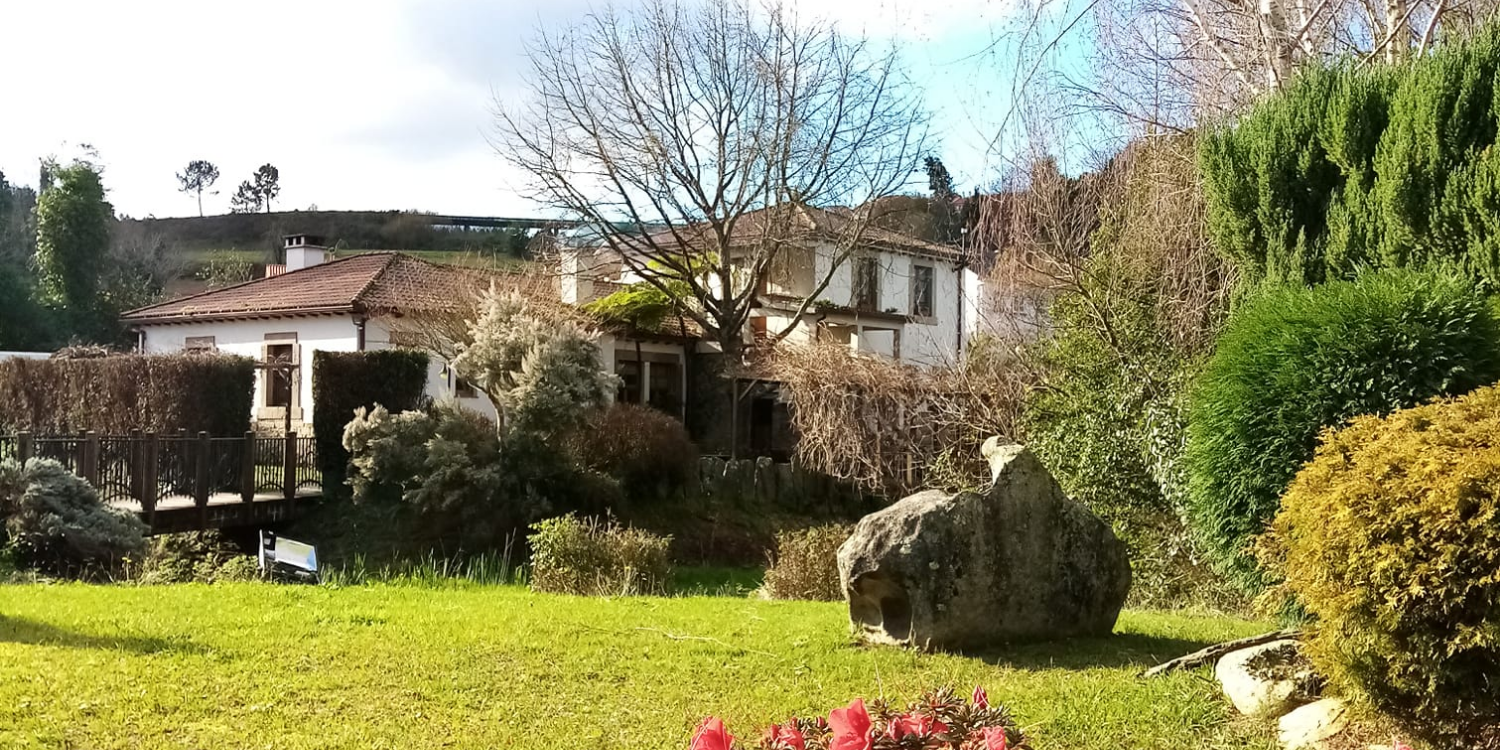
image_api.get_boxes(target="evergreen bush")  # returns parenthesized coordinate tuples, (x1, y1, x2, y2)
(1261, 385, 1500, 739)
(1, 458, 147, 578)
(312, 348, 429, 495)
(1185, 268, 1500, 589)
(1201, 24, 1500, 287)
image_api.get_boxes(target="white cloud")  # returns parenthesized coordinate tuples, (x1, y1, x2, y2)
(0, 0, 1011, 220)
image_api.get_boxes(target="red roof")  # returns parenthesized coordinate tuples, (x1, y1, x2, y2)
(121, 253, 519, 324)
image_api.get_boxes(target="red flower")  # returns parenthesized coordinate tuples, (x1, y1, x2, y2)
(762, 721, 805, 750)
(692, 717, 734, 750)
(886, 712, 948, 740)
(828, 699, 873, 750)
(980, 727, 1009, 750)
(971, 686, 989, 711)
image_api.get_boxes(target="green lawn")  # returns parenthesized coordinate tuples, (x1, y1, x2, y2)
(0, 583, 1275, 749)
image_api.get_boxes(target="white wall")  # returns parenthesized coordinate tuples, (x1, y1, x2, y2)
(766, 242, 965, 367)
(364, 319, 500, 422)
(139, 316, 361, 428)
(137, 315, 505, 428)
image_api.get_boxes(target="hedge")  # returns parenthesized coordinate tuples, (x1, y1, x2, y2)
(1184, 267, 1500, 591)
(312, 349, 430, 496)
(0, 354, 254, 435)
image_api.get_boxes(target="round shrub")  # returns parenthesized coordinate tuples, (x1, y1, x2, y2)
(1185, 268, 1500, 589)
(1, 458, 148, 578)
(565, 404, 698, 502)
(1261, 385, 1500, 738)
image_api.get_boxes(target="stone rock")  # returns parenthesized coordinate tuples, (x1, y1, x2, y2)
(1278, 698, 1348, 750)
(837, 444, 1131, 648)
(1216, 639, 1320, 716)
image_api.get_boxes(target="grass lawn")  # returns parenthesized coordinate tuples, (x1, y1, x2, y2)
(0, 583, 1275, 749)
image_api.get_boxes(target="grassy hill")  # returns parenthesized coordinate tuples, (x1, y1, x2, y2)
(125, 210, 538, 261)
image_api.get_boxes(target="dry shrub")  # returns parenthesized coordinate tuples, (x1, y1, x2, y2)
(527, 513, 672, 596)
(0, 353, 254, 435)
(761, 523, 852, 601)
(565, 404, 698, 502)
(765, 343, 1028, 498)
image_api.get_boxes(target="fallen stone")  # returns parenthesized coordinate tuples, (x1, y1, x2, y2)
(1278, 698, 1348, 750)
(1216, 639, 1320, 716)
(837, 443, 1131, 648)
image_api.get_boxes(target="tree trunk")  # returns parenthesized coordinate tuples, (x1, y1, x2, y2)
(1260, 0, 1295, 90)
(1386, 0, 1407, 63)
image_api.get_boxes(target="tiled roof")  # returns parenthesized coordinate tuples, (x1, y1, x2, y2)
(621, 203, 964, 262)
(121, 253, 521, 323)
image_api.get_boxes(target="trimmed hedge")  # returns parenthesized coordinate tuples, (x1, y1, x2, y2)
(1263, 385, 1500, 739)
(0, 354, 254, 435)
(312, 349, 430, 496)
(1185, 268, 1500, 590)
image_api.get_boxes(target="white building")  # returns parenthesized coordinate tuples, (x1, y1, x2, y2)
(565, 204, 973, 368)
(122, 237, 695, 438)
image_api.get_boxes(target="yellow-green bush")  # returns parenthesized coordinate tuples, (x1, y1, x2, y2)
(761, 524, 852, 601)
(527, 514, 671, 596)
(1261, 384, 1500, 738)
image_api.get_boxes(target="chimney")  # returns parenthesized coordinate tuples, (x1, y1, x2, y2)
(284, 234, 328, 271)
(559, 248, 596, 304)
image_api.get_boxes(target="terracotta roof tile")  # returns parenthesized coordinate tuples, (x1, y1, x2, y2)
(122, 252, 531, 323)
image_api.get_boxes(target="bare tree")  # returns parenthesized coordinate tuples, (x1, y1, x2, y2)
(496, 0, 929, 362)
(1079, 0, 1500, 128)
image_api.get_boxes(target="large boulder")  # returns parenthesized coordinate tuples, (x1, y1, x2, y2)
(837, 444, 1130, 648)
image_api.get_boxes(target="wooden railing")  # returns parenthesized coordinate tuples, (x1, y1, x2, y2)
(0, 431, 321, 526)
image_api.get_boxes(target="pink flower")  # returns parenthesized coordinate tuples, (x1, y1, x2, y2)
(828, 699, 873, 750)
(762, 721, 806, 750)
(1393, 740, 1412, 750)
(977, 727, 1009, 750)
(972, 686, 989, 711)
(886, 712, 948, 739)
(692, 717, 734, 750)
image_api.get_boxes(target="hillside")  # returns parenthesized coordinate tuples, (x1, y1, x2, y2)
(123, 210, 558, 260)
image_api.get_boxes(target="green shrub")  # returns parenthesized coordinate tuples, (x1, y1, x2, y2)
(0, 353, 254, 435)
(1, 458, 147, 577)
(343, 403, 616, 552)
(1185, 268, 1500, 589)
(527, 513, 671, 596)
(565, 404, 698, 502)
(1261, 385, 1500, 740)
(312, 349, 430, 496)
(134, 531, 259, 584)
(761, 524, 851, 601)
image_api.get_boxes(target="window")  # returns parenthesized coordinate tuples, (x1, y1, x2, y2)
(455, 377, 477, 399)
(184, 336, 216, 353)
(265, 343, 295, 408)
(852, 257, 880, 311)
(616, 359, 642, 404)
(911, 264, 934, 318)
(765, 247, 814, 297)
(647, 361, 682, 415)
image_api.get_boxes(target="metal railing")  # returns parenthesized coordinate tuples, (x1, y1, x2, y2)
(0, 430, 321, 525)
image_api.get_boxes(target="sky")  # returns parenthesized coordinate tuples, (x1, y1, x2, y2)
(0, 0, 1028, 220)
